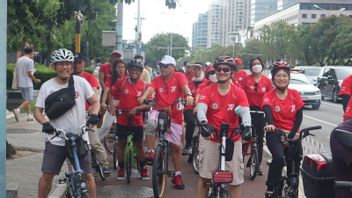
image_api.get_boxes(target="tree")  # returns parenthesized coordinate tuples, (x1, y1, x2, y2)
(145, 33, 189, 65)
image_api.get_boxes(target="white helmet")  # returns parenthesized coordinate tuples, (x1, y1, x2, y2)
(51, 48, 74, 64)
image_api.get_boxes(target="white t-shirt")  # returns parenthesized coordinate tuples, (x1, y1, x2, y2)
(16, 56, 34, 87)
(36, 76, 94, 146)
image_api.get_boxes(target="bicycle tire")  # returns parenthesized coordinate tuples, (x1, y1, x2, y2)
(249, 146, 258, 180)
(126, 148, 133, 184)
(113, 141, 118, 170)
(103, 132, 115, 154)
(95, 160, 106, 181)
(152, 145, 167, 198)
(191, 138, 200, 174)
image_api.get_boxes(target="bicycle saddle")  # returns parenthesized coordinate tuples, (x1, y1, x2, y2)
(333, 128, 352, 150)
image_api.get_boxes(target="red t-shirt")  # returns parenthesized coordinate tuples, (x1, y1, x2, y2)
(339, 75, 352, 120)
(261, 89, 305, 131)
(185, 78, 209, 110)
(105, 74, 127, 88)
(99, 63, 112, 84)
(233, 69, 247, 87)
(110, 77, 150, 127)
(241, 74, 273, 107)
(151, 72, 188, 124)
(198, 83, 249, 142)
(80, 72, 99, 110)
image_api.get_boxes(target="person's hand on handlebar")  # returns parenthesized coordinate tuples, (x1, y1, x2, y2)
(200, 121, 212, 138)
(128, 107, 139, 117)
(264, 124, 276, 133)
(185, 94, 194, 106)
(243, 126, 252, 141)
(42, 122, 55, 134)
(87, 114, 99, 127)
(137, 96, 146, 105)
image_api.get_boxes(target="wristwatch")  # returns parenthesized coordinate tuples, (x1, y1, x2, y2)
(186, 93, 193, 97)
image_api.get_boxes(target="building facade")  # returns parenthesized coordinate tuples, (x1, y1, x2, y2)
(250, 0, 278, 26)
(192, 12, 209, 48)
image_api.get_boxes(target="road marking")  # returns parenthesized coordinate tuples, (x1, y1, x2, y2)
(303, 114, 338, 127)
(321, 101, 341, 108)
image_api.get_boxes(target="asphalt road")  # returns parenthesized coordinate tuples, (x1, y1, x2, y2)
(95, 100, 344, 198)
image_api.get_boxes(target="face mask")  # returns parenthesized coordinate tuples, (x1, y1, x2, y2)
(252, 64, 263, 73)
(208, 74, 218, 83)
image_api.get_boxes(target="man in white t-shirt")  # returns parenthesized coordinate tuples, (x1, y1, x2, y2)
(13, 47, 41, 122)
(33, 48, 100, 198)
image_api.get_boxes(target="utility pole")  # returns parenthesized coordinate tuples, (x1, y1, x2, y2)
(74, 11, 84, 54)
(116, 2, 124, 52)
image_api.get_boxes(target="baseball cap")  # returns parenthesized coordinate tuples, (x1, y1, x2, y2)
(74, 53, 85, 62)
(159, 55, 176, 66)
(111, 50, 122, 57)
(24, 47, 33, 54)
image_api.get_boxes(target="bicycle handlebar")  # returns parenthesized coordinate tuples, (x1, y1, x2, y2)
(276, 125, 321, 143)
(52, 124, 87, 140)
(143, 98, 186, 111)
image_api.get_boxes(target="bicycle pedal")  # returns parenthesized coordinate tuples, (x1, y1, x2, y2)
(167, 171, 175, 177)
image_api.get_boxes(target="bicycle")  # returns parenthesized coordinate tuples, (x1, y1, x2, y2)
(242, 110, 265, 180)
(190, 119, 201, 174)
(115, 109, 140, 184)
(274, 126, 321, 198)
(54, 124, 90, 198)
(204, 123, 234, 198)
(89, 131, 105, 181)
(143, 98, 185, 198)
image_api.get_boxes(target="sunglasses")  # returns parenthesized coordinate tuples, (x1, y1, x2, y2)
(215, 67, 231, 73)
(159, 64, 170, 68)
(208, 70, 216, 75)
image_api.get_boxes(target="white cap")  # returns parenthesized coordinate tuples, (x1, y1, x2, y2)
(160, 55, 176, 66)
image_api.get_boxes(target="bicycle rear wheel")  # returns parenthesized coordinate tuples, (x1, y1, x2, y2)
(125, 148, 133, 184)
(103, 132, 115, 154)
(249, 146, 258, 180)
(152, 145, 167, 198)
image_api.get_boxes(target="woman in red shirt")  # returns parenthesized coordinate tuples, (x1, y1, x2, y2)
(261, 62, 304, 198)
(241, 57, 273, 175)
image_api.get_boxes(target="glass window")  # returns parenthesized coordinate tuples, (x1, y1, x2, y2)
(302, 14, 307, 18)
(312, 14, 316, 18)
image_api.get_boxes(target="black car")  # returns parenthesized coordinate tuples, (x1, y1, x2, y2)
(317, 66, 352, 103)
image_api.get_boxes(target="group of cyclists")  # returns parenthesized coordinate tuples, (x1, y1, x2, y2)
(33, 46, 352, 198)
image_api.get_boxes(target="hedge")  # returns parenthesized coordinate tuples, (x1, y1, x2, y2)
(7, 64, 94, 90)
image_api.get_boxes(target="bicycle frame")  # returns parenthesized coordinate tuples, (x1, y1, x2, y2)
(54, 125, 89, 197)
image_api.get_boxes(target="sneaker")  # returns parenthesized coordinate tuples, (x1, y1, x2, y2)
(140, 167, 150, 180)
(182, 146, 192, 156)
(26, 114, 34, 122)
(12, 108, 20, 122)
(103, 167, 111, 175)
(171, 174, 185, 189)
(116, 168, 125, 180)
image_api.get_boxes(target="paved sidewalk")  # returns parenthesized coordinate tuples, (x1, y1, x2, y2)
(6, 112, 66, 198)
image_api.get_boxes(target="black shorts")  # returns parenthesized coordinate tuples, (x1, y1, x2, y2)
(116, 124, 144, 143)
(41, 142, 92, 175)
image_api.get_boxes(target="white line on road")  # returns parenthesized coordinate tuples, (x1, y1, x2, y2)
(303, 114, 338, 127)
(321, 101, 341, 108)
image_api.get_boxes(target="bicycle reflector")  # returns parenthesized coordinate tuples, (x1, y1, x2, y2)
(303, 154, 328, 172)
(212, 171, 233, 183)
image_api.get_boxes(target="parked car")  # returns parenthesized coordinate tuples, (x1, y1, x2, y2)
(317, 66, 352, 103)
(289, 73, 321, 110)
(294, 66, 322, 86)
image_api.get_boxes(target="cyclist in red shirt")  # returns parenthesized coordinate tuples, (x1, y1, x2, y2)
(183, 63, 208, 155)
(240, 57, 273, 175)
(262, 62, 304, 198)
(339, 75, 352, 121)
(73, 54, 111, 175)
(109, 59, 150, 180)
(98, 50, 121, 91)
(233, 57, 247, 87)
(196, 55, 252, 198)
(138, 55, 194, 189)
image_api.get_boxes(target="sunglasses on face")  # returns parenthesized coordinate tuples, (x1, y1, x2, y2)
(208, 70, 216, 75)
(215, 67, 231, 73)
(128, 67, 143, 72)
(159, 64, 170, 69)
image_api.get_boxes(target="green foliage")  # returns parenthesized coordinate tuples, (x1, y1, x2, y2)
(145, 33, 189, 65)
(190, 44, 242, 65)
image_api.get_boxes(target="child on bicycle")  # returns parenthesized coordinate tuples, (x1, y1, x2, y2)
(196, 55, 252, 198)
(262, 61, 304, 198)
(108, 59, 151, 180)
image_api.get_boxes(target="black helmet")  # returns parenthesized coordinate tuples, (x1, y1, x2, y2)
(213, 55, 237, 71)
(271, 61, 290, 79)
(127, 59, 143, 69)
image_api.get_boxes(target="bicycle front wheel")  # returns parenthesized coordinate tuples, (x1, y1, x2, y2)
(192, 137, 200, 174)
(113, 141, 118, 170)
(152, 145, 167, 198)
(249, 146, 258, 180)
(125, 148, 133, 184)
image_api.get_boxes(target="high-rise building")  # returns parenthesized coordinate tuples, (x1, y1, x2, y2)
(250, 0, 278, 26)
(192, 13, 208, 48)
(207, 2, 227, 47)
(277, 0, 298, 10)
(227, 0, 247, 45)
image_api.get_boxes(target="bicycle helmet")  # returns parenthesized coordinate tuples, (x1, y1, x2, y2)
(271, 61, 290, 80)
(127, 59, 143, 69)
(213, 55, 237, 71)
(51, 48, 74, 64)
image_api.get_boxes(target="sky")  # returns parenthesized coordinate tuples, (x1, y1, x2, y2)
(122, 0, 214, 46)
